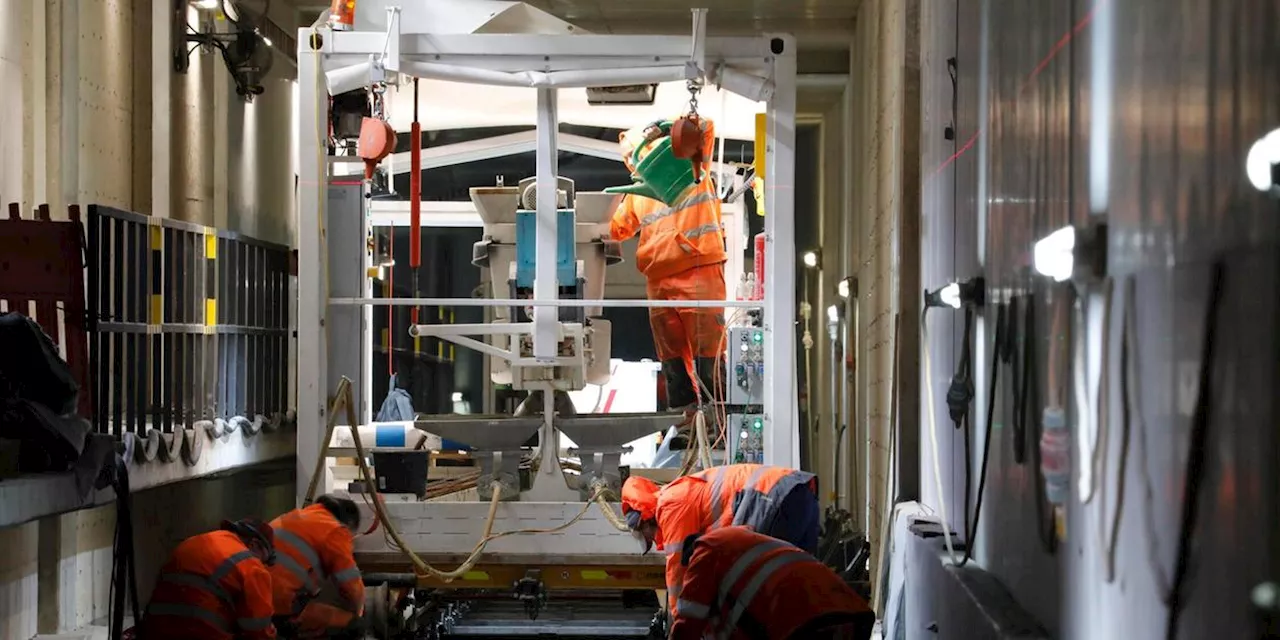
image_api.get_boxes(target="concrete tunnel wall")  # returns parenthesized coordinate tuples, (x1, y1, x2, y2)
(0, 0, 299, 637)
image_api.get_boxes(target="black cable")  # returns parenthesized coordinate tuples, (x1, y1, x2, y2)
(957, 301, 1009, 567)
(1021, 295, 1058, 555)
(1011, 294, 1029, 465)
(108, 453, 141, 640)
(1165, 260, 1226, 640)
(1103, 278, 1136, 584)
(947, 306, 976, 537)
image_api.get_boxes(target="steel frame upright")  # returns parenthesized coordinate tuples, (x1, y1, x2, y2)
(294, 26, 798, 503)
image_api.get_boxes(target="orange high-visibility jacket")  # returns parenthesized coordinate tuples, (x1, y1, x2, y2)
(670, 526, 873, 640)
(137, 530, 276, 640)
(650, 464, 817, 614)
(268, 504, 365, 622)
(610, 118, 726, 282)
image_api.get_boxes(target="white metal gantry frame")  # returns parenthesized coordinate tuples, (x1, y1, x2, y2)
(293, 16, 798, 503)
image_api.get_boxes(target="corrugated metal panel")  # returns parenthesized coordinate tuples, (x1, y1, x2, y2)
(918, 0, 1280, 637)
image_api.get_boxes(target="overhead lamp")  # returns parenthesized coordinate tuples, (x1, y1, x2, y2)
(802, 249, 821, 270)
(1246, 127, 1280, 192)
(826, 304, 840, 325)
(1032, 221, 1107, 284)
(193, 0, 219, 9)
(837, 276, 856, 299)
(924, 277, 985, 310)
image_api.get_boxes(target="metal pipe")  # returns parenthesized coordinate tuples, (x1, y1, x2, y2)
(337, 297, 763, 309)
(828, 313, 841, 508)
(712, 64, 775, 102)
(400, 60, 690, 88)
(60, 0, 79, 211)
(412, 323, 585, 337)
(533, 88, 559, 359)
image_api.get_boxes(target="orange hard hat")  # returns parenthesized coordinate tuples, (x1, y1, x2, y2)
(621, 475, 661, 524)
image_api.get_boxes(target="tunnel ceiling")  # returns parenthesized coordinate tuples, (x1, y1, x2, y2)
(289, 0, 859, 45)
(520, 0, 858, 35)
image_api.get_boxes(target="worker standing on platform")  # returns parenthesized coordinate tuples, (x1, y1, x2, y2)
(136, 519, 278, 640)
(268, 495, 366, 639)
(670, 526, 875, 640)
(621, 464, 819, 616)
(610, 116, 726, 412)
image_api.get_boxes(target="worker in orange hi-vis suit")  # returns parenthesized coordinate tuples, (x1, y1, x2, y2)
(671, 526, 875, 640)
(610, 116, 726, 412)
(620, 464, 819, 617)
(268, 495, 366, 639)
(136, 519, 278, 640)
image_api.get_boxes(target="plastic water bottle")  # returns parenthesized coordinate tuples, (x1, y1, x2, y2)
(1040, 407, 1070, 506)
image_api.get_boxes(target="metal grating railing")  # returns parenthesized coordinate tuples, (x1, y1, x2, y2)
(86, 206, 291, 437)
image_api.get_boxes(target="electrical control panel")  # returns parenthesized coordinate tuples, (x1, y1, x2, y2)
(726, 413, 765, 464)
(726, 326, 765, 406)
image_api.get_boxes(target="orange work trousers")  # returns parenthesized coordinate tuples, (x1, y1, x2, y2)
(646, 262, 727, 374)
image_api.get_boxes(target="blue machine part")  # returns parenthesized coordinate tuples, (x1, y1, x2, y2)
(374, 424, 407, 447)
(515, 210, 578, 288)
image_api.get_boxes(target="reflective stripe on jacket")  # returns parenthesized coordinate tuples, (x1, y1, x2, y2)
(137, 530, 276, 640)
(654, 465, 817, 614)
(610, 117, 725, 282)
(670, 526, 873, 640)
(268, 504, 365, 619)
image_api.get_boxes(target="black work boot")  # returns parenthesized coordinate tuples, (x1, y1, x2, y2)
(662, 359, 697, 410)
(693, 357, 725, 404)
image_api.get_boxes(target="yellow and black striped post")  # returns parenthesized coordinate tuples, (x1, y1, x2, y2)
(447, 307, 456, 361)
(204, 230, 218, 332)
(149, 221, 164, 327)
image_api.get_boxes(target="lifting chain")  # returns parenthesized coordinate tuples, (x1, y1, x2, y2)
(368, 82, 388, 120)
(686, 78, 703, 117)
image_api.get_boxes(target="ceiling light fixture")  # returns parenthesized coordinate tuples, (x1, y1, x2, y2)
(1033, 221, 1107, 284)
(802, 249, 820, 270)
(1246, 127, 1280, 192)
(924, 277, 985, 310)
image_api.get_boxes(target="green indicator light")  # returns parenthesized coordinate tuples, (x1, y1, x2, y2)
(752, 419, 763, 431)
(752, 331, 763, 344)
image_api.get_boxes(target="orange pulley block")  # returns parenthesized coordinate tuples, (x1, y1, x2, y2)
(670, 114, 704, 184)
(357, 117, 396, 180)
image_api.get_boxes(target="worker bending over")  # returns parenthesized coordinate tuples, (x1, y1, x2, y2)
(610, 117, 725, 412)
(269, 495, 366, 639)
(671, 526, 875, 640)
(621, 464, 818, 615)
(136, 519, 278, 640)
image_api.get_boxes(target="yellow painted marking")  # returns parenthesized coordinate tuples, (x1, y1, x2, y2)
(754, 112, 767, 177)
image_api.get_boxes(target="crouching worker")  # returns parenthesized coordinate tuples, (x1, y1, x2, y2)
(137, 519, 278, 639)
(621, 464, 819, 616)
(671, 526, 875, 640)
(269, 495, 366, 639)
